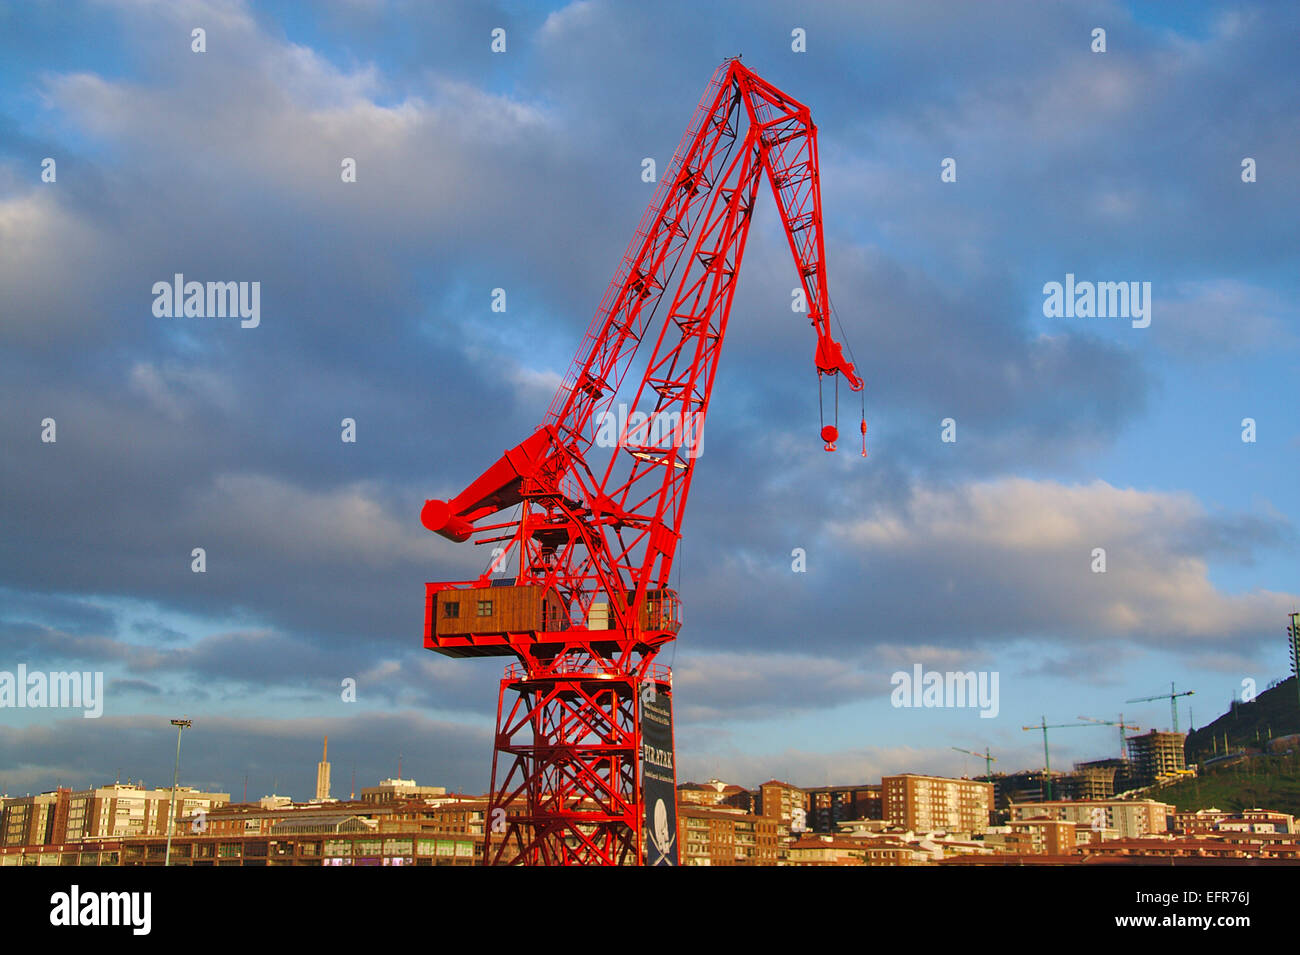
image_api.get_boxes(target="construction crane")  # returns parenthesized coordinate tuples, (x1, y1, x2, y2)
(419, 59, 865, 866)
(1022, 717, 1094, 801)
(1077, 714, 1140, 761)
(1125, 682, 1194, 734)
(951, 746, 996, 781)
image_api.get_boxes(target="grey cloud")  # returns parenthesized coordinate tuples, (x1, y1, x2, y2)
(107, 678, 163, 696)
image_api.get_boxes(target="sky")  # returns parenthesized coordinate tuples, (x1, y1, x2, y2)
(1, 0, 1298, 800)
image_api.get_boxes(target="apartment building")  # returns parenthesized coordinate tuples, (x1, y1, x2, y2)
(786, 834, 870, 865)
(882, 774, 993, 834)
(1, 789, 61, 847)
(678, 780, 751, 809)
(1007, 818, 1078, 855)
(753, 780, 807, 835)
(359, 778, 449, 804)
(1080, 836, 1300, 862)
(803, 784, 881, 831)
(1, 784, 229, 846)
(1008, 799, 1171, 838)
(1173, 808, 1295, 835)
(676, 806, 777, 866)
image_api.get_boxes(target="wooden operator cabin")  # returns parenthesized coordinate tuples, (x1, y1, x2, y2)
(425, 580, 681, 658)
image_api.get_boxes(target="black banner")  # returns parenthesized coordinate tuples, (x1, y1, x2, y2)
(640, 682, 678, 866)
(4, 865, 1277, 934)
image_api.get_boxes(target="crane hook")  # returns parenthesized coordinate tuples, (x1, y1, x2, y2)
(818, 371, 842, 451)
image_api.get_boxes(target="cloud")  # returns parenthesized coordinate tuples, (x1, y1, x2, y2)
(0, 190, 118, 342)
(671, 650, 877, 722)
(1155, 280, 1295, 359)
(670, 643, 998, 722)
(190, 473, 431, 567)
(675, 742, 1026, 791)
(107, 678, 162, 695)
(127, 361, 236, 422)
(829, 477, 1296, 647)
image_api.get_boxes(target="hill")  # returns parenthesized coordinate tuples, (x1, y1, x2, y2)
(1185, 676, 1300, 762)
(1150, 750, 1300, 815)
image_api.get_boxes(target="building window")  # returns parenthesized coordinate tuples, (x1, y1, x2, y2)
(443, 602, 459, 619)
(476, 600, 493, 616)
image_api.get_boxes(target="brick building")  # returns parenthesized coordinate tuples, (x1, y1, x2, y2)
(677, 780, 751, 809)
(753, 780, 807, 836)
(1173, 808, 1294, 835)
(802, 784, 881, 831)
(1, 784, 229, 847)
(882, 774, 993, 834)
(1007, 818, 1078, 855)
(676, 806, 777, 865)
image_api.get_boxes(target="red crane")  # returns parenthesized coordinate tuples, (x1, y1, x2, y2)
(420, 58, 864, 865)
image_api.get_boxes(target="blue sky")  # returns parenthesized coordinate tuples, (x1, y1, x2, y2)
(1, 0, 1297, 799)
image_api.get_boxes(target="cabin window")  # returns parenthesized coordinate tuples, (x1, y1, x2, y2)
(443, 601, 459, 619)
(476, 600, 493, 616)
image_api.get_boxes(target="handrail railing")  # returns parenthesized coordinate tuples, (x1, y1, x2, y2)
(502, 660, 672, 682)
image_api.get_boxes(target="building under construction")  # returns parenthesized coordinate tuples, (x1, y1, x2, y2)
(994, 771, 1056, 807)
(1056, 758, 1135, 800)
(1126, 730, 1188, 787)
